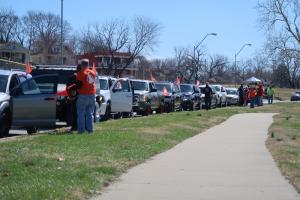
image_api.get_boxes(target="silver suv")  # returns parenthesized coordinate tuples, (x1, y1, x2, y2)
(0, 69, 29, 136)
(0, 68, 58, 137)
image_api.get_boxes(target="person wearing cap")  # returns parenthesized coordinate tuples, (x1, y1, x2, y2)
(76, 59, 96, 134)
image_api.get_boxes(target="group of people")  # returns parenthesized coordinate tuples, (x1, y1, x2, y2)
(238, 83, 275, 108)
(66, 59, 96, 134)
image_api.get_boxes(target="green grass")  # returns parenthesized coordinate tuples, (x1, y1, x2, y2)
(0, 109, 243, 200)
(1, 103, 300, 199)
(274, 87, 296, 101)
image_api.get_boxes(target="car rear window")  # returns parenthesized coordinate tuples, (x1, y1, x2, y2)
(180, 85, 193, 93)
(132, 81, 148, 91)
(155, 83, 172, 92)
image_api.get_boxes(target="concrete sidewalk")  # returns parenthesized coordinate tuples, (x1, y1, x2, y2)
(92, 113, 300, 200)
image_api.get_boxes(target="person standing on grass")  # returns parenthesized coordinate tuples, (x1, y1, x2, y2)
(238, 84, 244, 106)
(66, 64, 81, 132)
(267, 85, 275, 104)
(248, 86, 257, 109)
(203, 82, 213, 110)
(257, 83, 264, 106)
(76, 59, 96, 134)
(243, 86, 249, 106)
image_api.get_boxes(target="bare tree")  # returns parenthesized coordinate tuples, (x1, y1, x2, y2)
(24, 11, 71, 54)
(201, 55, 228, 83)
(79, 17, 160, 77)
(258, 0, 300, 47)
(0, 8, 19, 43)
(120, 16, 161, 77)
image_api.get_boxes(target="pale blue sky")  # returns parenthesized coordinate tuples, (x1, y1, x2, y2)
(1, 0, 265, 62)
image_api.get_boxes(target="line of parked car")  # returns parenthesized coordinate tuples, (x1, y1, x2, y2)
(0, 65, 240, 137)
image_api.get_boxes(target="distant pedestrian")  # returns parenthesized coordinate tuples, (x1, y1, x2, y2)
(257, 84, 264, 106)
(243, 86, 249, 106)
(76, 59, 96, 134)
(248, 86, 257, 108)
(203, 82, 213, 110)
(238, 84, 244, 106)
(267, 85, 275, 104)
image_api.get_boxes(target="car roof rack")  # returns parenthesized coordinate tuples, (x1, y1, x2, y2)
(34, 65, 77, 70)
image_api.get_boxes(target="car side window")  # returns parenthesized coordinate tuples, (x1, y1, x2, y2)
(21, 79, 41, 95)
(113, 80, 130, 92)
(18, 75, 27, 83)
(9, 74, 20, 92)
(33, 75, 57, 94)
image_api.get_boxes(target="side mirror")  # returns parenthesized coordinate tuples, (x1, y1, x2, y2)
(10, 87, 22, 96)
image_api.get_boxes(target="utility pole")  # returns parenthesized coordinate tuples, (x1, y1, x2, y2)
(234, 43, 252, 86)
(61, 0, 64, 65)
(193, 33, 217, 83)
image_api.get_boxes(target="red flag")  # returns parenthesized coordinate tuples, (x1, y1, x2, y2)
(26, 63, 32, 74)
(162, 86, 169, 96)
(176, 77, 180, 84)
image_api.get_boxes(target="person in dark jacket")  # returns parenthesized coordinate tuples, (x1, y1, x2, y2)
(238, 84, 244, 106)
(203, 82, 213, 110)
(66, 65, 81, 131)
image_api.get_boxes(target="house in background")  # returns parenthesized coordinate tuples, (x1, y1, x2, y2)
(0, 42, 29, 64)
(30, 44, 76, 65)
(77, 51, 138, 78)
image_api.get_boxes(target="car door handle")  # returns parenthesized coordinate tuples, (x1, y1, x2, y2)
(44, 97, 55, 101)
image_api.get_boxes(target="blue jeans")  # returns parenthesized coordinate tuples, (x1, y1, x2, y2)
(76, 94, 95, 133)
(250, 98, 255, 108)
(268, 95, 273, 104)
(257, 96, 263, 106)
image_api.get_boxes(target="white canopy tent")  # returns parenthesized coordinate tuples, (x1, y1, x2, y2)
(244, 76, 262, 84)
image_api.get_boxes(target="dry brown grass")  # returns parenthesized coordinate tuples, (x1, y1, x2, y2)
(265, 103, 300, 192)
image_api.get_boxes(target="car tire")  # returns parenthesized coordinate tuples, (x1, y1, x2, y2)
(0, 111, 10, 138)
(26, 127, 38, 135)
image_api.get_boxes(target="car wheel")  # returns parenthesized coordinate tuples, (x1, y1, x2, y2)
(0, 112, 10, 138)
(26, 127, 38, 135)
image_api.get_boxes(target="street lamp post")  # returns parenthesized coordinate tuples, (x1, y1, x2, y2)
(234, 43, 252, 86)
(60, 0, 64, 65)
(193, 33, 217, 83)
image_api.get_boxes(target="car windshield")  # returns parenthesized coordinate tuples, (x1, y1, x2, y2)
(180, 85, 193, 93)
(155, 83, 172, 92)
(0, 75, 8, 93)
(226, 89, 237, 95)
(100, 79, 109, 90)
(214, 86, 220, 91)
(173, 84, 180, 93)
(132, 81, 148, 91)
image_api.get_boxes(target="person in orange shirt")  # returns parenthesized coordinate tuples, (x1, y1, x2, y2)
(76, 59, 96, 133)
(248, 85, 257, 109)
